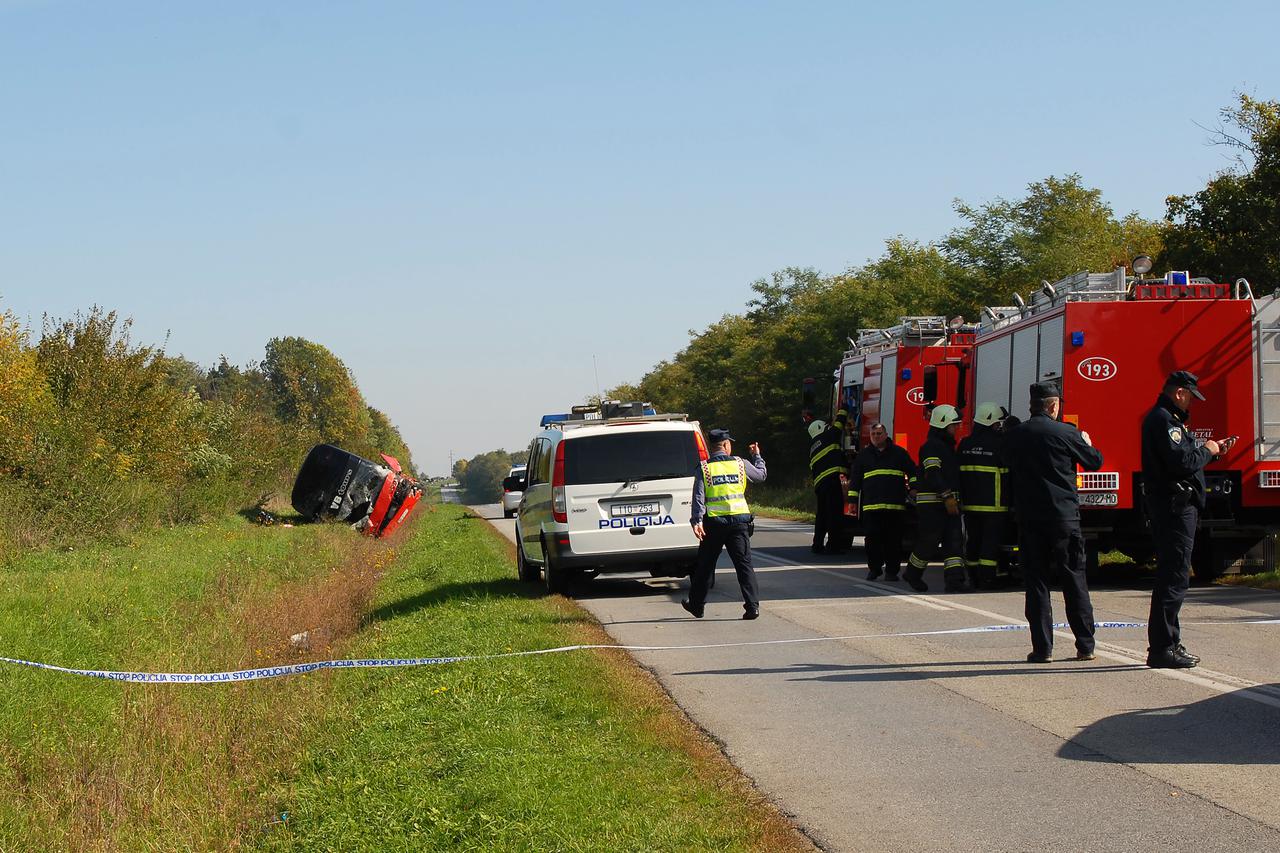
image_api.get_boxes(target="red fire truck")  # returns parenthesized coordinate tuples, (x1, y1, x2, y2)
(822, 266, 1280, 576)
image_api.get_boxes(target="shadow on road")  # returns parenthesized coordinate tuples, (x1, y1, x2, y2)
(1059, 684, 1280, 765)
(673, 660, 1138, 681)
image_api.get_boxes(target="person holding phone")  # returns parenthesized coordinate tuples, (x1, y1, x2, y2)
(1141, 370, 1236, 669)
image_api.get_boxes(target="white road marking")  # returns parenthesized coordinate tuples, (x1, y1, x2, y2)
(758, 547, 1280, 710)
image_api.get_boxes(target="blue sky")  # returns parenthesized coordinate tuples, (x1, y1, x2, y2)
(3, 1, 1277, 475)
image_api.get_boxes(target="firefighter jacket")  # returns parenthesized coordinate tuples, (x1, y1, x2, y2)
(1003, 413, 1103, 525)
(957, 424, 1010, 512)
(848, 441, 916, 511)
(915, 427, 961, 506)
(808, 407, 849, 488)
(1141, 394, 1214, 511)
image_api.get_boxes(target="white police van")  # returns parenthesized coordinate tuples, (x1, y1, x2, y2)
(512, 403, 706, 594)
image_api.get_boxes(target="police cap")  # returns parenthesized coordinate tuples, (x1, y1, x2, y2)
(707, 428, 734, 444)
(1166, 370, 1205, 400)
(1029, 380, 1061, 401)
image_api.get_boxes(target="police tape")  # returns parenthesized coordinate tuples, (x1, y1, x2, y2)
(3, 618, 1277, 684)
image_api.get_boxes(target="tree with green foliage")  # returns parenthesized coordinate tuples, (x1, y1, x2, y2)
(1162, 94, 1280, 285)
(457, 449, 520, 502)
(261, 337, 373, 452)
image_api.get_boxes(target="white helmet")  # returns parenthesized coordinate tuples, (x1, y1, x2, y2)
(808, 420, 827, 439)
(974, 402, 1005, 427)
(929, 404, 961, 429)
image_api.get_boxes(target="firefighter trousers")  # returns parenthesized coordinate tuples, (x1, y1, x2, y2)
(1020, 521, 1094, 656)
(813, 475, 845, 551)
(863, 509, 905, 577)
(908, 505, 966, 590)
(963, 511, 1008, 588)
(1147, 504, 1197, 654)
(689, 520, 759, 612)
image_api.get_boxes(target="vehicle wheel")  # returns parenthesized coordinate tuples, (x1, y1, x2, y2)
(516, 541, 541, 583)
(545, 554, 572, 595)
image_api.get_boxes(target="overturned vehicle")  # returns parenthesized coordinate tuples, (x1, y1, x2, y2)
(291, 444, 422, 538)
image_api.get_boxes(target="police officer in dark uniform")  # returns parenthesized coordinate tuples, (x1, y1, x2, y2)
(847, 422, 916, 581)
(906, 404, 966, 593)
(806, 403, 850, 554)
(1003, 381, 1104, 663)
(1141, 371, 1235, 669)
(958, 402, 1012, 590)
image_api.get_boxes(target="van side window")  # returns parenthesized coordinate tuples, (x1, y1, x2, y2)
(536, 438, 553, 485)
(527, 440, 544, 486)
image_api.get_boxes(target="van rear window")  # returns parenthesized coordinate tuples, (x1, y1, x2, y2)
(564, 432, 700, 486)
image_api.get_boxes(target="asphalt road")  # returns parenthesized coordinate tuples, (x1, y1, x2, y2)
(473, 504, 1280, 852)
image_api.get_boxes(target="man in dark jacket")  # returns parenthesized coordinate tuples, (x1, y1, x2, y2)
(807, 403, 850, 554)
(847, 422, 916, 581)
(1141, 370, 1233, 668)
(958, 402, 1012, 590)
(906, 404, 966, 593)
(1003, 381, 1104, 663)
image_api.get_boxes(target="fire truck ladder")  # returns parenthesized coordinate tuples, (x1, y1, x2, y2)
(852, 316, 949, 354)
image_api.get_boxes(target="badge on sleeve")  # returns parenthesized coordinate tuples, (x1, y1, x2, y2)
(1169, 427, 1182, 445)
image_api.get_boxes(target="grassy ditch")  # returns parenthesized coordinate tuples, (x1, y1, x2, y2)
(0, 509, 385, 850)
(260, 504, 810, 851)
(1, 504, 809, 851)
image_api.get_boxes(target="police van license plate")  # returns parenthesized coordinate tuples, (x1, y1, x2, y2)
(1081, 493, 1118, 506)
(611, 501, 660, 517)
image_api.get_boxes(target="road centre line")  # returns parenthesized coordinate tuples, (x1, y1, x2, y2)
(756, 548, 1280, 711)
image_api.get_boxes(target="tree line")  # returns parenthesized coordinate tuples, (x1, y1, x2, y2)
(0, 308, 415, 552)
(609, 95, 1280, 485)
(453, 449, 528, 503)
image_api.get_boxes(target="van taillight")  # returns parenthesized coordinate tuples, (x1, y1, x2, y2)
(694, 431, 709, 461)
(552, 441, 567, 522)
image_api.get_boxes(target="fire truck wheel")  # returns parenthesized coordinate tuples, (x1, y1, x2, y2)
(516, 542, 541, 583)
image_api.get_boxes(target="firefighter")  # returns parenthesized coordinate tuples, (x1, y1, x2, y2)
(905, 404, 966, 593)
(683, 428, 767, 620)
(1141, 371, 1235, 669)
(807, 402, 850, 554)
(957, 402, 1011, 589)
(847, 422, 916, 581)
(1003, 381, 1103, 663)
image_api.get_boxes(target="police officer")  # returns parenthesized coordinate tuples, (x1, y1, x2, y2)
(958, 403, 1012, 590)
(807, 402, 850, 554)
(906, 404, 966, 593)
(1003, 381, 1103, 663)
(1141, 371, 1235, 668)
(847, 422, 916, 581)
(682, 428, 767, 620)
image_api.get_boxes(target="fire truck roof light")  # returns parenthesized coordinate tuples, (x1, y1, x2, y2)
(1132, 254, 1154, 275)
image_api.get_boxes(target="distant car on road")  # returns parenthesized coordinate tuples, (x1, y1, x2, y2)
(501, 464, 527, 518)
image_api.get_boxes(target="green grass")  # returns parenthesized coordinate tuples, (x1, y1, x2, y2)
(1, 505, 806, 851)
(259, 505, 806, 851)
(0, 512, 379, 850)
(748, 483, 816, 522)
(1220, 570, 1280, 590)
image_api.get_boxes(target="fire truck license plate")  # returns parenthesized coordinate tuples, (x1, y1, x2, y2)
(611, 501, 660, 517)
(1081, 493, 1118, 506)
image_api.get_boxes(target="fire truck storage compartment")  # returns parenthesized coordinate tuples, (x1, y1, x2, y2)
(976, 314, 1064, 419)
(880, 353, 898, 438)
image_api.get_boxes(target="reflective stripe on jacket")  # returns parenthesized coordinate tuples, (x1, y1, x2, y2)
(702, 458, 750, 517)
(848, 441, 916, 511)
(809, 407, 849, 486)
(957, 424, 1010, 512)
